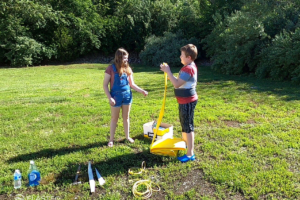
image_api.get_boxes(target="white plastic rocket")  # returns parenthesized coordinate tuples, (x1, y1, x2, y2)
(88, 161, 95, 192)
(95, 168, 105, 186)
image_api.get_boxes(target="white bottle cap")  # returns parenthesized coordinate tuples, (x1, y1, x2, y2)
(30, 160, 34, 165)
(15, 169, 20, 174)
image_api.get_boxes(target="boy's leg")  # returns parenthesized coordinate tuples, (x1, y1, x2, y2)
(186, 131, 194, 156)
(178, 100, 197, 161)
(109, 106, 121, 146)
(182, 132, 187, 143)
(122, 104, 134, 143)
(181, 131, 194, 156)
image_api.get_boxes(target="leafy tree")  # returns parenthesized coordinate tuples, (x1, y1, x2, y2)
(150, 0, 178, 37)
(256, 28, 300, 82)
(203, 0, 300, 82)
(46, 0, 105, 60)
(114, 0, 152, 52)
(140, 31, 199, 67)
(0, 0, 61, 66)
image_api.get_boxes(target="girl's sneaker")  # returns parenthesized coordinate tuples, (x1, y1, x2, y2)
(177, 154, 195, 163)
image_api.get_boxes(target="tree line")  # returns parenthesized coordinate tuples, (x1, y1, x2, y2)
(1, 0, 299, 82)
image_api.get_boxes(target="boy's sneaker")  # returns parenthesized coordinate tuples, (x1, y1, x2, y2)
(177, 154, 195, 163)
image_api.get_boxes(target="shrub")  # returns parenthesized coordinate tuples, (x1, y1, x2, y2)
(202, 6, 268, 75)
(3, 36, 55, 67)
(203, 0, 300, 82)
(256, 28, 300, 82)
(139, 31, 199, 67)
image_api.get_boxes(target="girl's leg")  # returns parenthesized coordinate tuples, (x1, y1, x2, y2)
(109, 106, 121, 147)
(122, 104, 134, 143)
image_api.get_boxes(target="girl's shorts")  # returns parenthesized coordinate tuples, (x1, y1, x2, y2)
(111, 90, 132, 107)
(179, 100, 198, 133)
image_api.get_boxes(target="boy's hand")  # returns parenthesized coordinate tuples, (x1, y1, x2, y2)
(142, 90, 148, 97)
(160, 63, 171, 73)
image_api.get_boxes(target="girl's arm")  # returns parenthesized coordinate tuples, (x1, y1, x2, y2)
(128, 74, 148, 96)
(103, 73, 116, 106)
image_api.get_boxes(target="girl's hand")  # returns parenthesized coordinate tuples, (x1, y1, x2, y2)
(109, 98, 116, 106)
(142, 90, 148, 97)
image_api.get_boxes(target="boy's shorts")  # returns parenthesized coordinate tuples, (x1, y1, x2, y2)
(111, 90, 132, 107)
(179, 100, 198, 133)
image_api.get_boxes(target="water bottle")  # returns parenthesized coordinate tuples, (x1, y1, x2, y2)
(28, 160, 41, 186)
(14, 169, 22, 189)
(152, 120, 157, 129)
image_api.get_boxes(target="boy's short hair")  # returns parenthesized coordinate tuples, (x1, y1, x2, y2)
(180, 44, 198, 61)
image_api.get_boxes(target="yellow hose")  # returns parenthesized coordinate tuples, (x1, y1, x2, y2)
(150, 72, 186, 157)
(150, 72, 168, 145)
(128, 161, 160, 199)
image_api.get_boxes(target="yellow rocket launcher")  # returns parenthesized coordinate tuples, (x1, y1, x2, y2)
(150, 69, 186, 157)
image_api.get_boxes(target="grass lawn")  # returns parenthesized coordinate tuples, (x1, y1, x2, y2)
(0, 63, 299, 200)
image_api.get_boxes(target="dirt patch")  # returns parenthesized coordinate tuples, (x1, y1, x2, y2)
(224, 120, 240, 128)
(170, 169, 245, 199)
(174, 169, 214, 196)
(246, 119, 256, 124)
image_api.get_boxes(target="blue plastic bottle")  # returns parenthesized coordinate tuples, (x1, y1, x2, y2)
(28, 160, 41, 186)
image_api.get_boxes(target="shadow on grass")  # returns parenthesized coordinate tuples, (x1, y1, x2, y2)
(52, 135, 173, 186)
(7, 142, 108, 163)
(7, 135, 151, 164)
(7, 135, 171, 186)
(198, 66, 300, 101)
(54, 148, 169, 186)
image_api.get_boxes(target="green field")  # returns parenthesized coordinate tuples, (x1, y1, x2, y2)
(0, 63, 299, 199)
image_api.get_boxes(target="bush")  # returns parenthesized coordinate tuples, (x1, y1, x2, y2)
(256, 28, 300, 82)
(202, 0, 299, 77)
(139, 31, 199, 67)
(202, 5, 268, 75)
(3, 36, 55, 67)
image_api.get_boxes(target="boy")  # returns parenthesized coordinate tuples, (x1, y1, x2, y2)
(160, 44, 198, 163)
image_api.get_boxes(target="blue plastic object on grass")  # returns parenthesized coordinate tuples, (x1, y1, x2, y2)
(177, 154, 195, 163)
(28, 160, 41, 186)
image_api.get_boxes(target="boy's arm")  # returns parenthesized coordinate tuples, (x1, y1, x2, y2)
(160, 64, 186, 88)
(166, 72, 186, 88)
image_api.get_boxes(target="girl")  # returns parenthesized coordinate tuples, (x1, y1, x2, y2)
(103, 48, 148, 147)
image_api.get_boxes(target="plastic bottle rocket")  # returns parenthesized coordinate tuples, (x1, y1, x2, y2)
(95, 168, 105, 186)
(88, 161, 95, 192)
(28, 160, 41, 186)
(14, 169, 22, 189)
